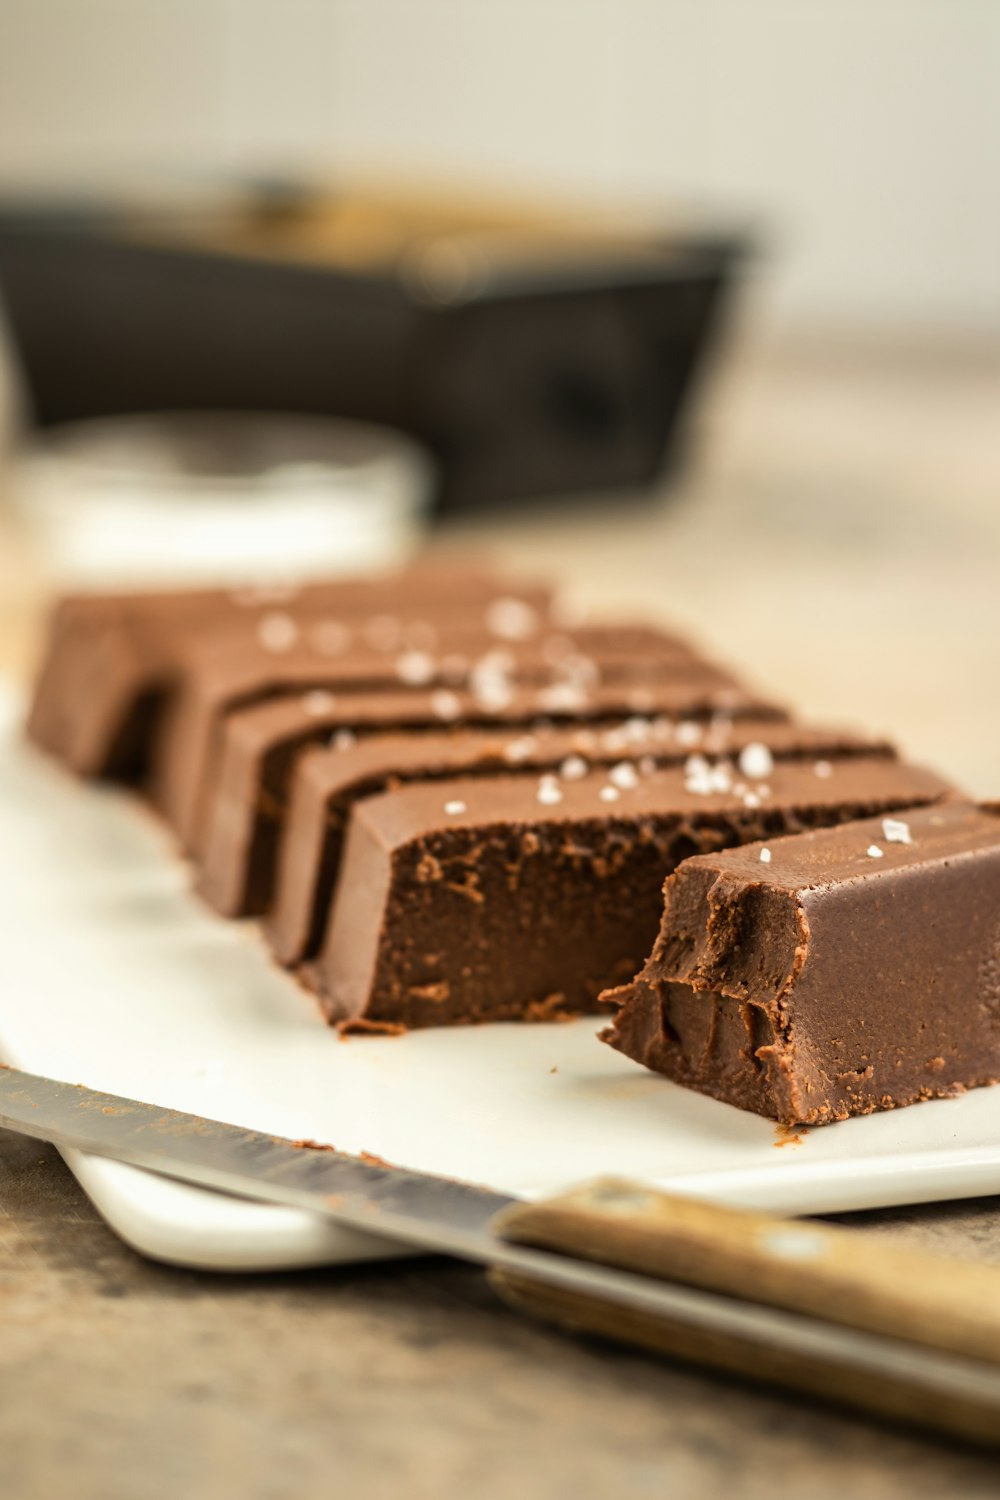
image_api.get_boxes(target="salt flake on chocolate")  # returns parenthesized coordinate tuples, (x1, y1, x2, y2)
(738, 742, 774, 780)
(430, 689, 462, 721)
(486, 597, 539, 641)
(609, 761, 639, 790)
(814, 760, 833, 778)
(257, 612, 298, 652)
(444, 800, 467, 815)
(759, 847, 772, 864)
(867, 844, 884, 859)
(599, 785, 620, 802)
(537, 683, 587, 713)
(504, 735, 537, 763)
(559, 754, 589, 780)
(302, 690, 337, 717)
(882, 817, 912, 845)
(396, 650, 435, 685)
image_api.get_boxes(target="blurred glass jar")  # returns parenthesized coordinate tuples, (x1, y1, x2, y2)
(9, 412, 434, 589)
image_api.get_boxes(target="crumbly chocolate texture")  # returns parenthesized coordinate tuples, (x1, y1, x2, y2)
(310, 757, 950, 1032)
(194, 677, 787, 912)
(601, 801, 1000, 1126)
(25, 563, 553, 778)
(159, 641, 758, 851)
(263, 721, 896, 965)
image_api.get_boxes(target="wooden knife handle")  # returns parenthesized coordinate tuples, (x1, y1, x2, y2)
(490, 1178, 1000, 1446)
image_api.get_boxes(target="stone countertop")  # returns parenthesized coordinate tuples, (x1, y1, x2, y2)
(2, 339, 1000, 1498)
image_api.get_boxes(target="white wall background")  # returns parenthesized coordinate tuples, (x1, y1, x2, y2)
(1, 0, 998, 339)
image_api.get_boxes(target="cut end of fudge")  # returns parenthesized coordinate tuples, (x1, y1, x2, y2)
(311, 755, 952, 1034)
(602, 801, 1000, 1125)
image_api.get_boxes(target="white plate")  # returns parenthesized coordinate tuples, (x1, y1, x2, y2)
(3, 684, 1000, 1271)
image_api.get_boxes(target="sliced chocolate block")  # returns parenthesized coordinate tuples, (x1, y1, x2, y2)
(263, 721, 896, 965)
(26, 562, 553, 778)
(192, 676, 784, 908)
(156, 633, 751, 849)
(601, 801, 1000, 1125)
(310, 756, 950, 1032)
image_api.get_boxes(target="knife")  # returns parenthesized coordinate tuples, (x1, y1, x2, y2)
(3, 1063, 1000, 1448)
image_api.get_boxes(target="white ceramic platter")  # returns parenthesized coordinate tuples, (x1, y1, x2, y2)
(2, 686, 1000, 1272)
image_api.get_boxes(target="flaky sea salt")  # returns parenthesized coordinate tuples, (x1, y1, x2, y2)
(486, 597, 539, 641)
(474, 678, 515, 711)
(684, 752, 733, 797)
(867, 844, 884, 859)
(537, 683, 587, 713)
(470, 651, 516, 710)
(504, 735, 537, 764)
(882, 817, 912, 845)
(759, 847, 772, 864)
(302, 690, 337, 717)
(430, 689, 462, 721)
(609, 761, 639, 790)
(330, 728, 356, 750)
(813, 760, 833, 778)
(256, 611, 298, 652)
(675, 721, 702, 748)
(559, 754, 589, 780)
(738, 742, 774, 780)
(537, 778, 563, 806)
(444, 800, 467, 815)
(599, 785, 620, 802)
(395, 650, 435, 685)
(555, 653, 599, 689)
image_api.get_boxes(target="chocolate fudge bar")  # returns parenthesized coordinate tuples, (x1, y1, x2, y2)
(193, 676, 786, 910)
(156, 633, 751, 849)
(310, 757, 950, 1032)
(601, 801, 1000, 1125)
(26, 562, 553, 778)
(263, 721, 896, 964)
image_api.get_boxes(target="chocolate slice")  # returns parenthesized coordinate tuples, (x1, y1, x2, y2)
(310, 757, 950, 1032)
(156, 633, 751, 849)
(192, 675, 784, 910)
(263, 721, 896, 965)
(601, 801, 1000, 1125)
(26, 563, 553, 778)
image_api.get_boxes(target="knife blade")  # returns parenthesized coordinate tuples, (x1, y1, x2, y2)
(4, 1063, 1000, 1447)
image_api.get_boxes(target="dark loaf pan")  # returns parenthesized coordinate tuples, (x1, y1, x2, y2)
(0, 178, 750, 514)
